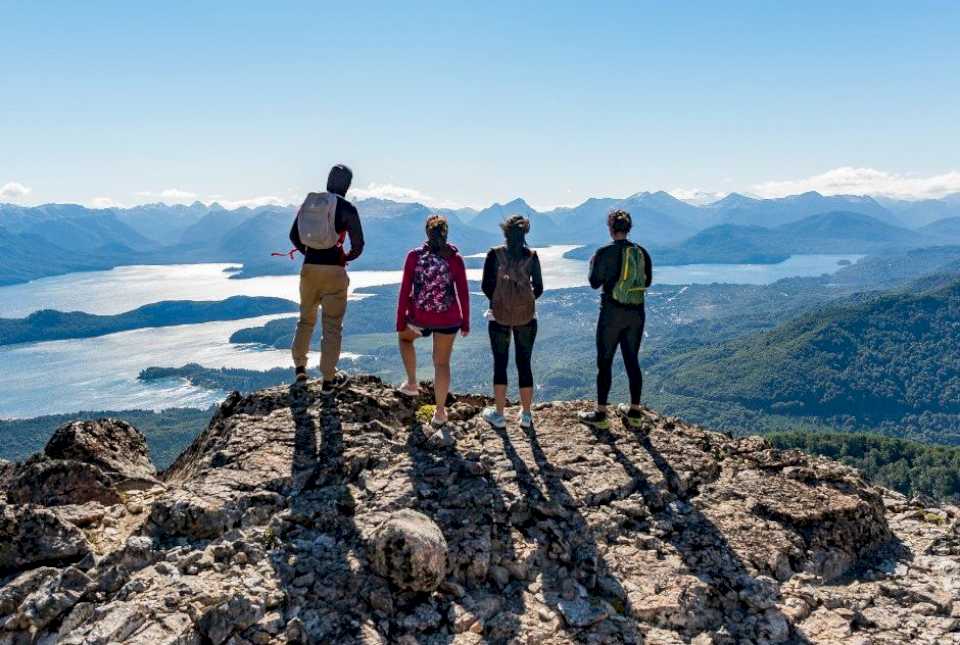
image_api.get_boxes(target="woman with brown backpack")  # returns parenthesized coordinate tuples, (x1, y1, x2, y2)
(480, 215, 544, 429)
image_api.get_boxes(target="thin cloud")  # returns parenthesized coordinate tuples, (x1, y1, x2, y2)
(351, 182, 464, 209)
(752, 167, 960, 200)
(0, 181, 32, 201)
(90, 196, 123, 209)
(212, 195, 292, 209)
(134, 188, 198, 204)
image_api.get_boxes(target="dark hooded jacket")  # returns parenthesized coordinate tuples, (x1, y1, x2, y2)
(289, 165, 365, 265)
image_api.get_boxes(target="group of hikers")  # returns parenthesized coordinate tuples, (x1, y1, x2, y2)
(290, 165, 652, 431)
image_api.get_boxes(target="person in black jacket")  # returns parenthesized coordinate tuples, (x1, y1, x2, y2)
(289, 164, 365, 389)
(578, 209, 653, 430)
(479, 215, 544, 430)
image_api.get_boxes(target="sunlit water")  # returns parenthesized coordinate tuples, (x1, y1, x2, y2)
(0, 315, 365, 418)
(0, 248, 861, 417)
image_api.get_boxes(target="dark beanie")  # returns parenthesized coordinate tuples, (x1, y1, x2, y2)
(327, 164, 353, 197)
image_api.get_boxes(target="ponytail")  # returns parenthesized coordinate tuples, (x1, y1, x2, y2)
(500, 215, 530, 260)
(424, 214, 449, 252)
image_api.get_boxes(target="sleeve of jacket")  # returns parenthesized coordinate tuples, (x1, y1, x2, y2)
(396, 251, 415, 332)
(289, 210, 305, 253)
(531, 252, 544, 298)
(452, 253, 471, 333)
(642, 246, 653, 288)
(481, 250, 497, 300)
(341, 203, 365, 262)
(588, 246, 604, 289)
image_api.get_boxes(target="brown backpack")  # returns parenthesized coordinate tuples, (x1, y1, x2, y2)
(491, 247, 536, 326)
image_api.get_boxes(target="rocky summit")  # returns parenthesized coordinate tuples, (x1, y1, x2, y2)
(1, 376, 959, 644)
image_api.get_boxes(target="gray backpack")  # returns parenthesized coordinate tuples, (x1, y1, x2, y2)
(296, 192, 341, 250)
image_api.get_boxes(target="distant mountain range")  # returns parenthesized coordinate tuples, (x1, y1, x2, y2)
(3, 191, 960, 285)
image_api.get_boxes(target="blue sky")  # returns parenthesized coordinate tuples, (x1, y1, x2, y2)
(2, 1, 959, 209)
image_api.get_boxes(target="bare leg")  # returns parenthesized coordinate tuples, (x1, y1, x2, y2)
(494, 384, 507, 415)
(432, 332, 456, 420)
(397, 328, 420, 388)
(519, 387, 533, 413)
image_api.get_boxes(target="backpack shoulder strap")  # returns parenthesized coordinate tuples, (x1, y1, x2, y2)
(494, 246, 509, 270)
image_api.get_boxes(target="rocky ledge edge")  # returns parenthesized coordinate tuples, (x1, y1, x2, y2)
(1, 374, 958, 644)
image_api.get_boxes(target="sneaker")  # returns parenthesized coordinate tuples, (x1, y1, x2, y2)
(615, 404, 647, 430)
(294, 366, 308, 383)
(519, 410, 534, 429)
(396, 382, 420, 397)
(430, 411, 448, 429)
(482, 407, 506, 430)
(577, 409, 610, 429)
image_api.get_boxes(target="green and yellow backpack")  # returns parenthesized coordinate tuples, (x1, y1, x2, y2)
(612, 245, 647, 305)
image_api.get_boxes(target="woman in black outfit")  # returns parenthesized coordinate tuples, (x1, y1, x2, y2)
(480, 215, 544, 429)
(578, 209, 653, 430)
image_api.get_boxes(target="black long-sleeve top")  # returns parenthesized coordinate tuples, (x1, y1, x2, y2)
(289, 193, 365, 265)
(588, 239, 653, 308)
(481, 246, 544, 301)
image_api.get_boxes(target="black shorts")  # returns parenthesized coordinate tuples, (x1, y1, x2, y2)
(419, 325, 461, 337)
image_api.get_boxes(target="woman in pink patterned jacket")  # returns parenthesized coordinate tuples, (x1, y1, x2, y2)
(395, 215, 470, 427)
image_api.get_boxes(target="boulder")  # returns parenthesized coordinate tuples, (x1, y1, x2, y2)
(370, 509, 448, 592)
(5, 458, 122, 507)
(44, 419, 157, 483)
(0, 503, 91, 574)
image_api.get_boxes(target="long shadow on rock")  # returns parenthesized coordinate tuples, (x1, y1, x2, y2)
(399, 402, 528, 643)
(588, 422, 812, 644)
(280, 386, 365, 643)
(490, 423, 639, 643)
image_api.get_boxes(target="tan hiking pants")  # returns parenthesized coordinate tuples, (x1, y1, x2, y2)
(291, 264, 349, 380)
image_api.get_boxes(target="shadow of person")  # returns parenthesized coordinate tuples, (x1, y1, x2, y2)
(399, 413, 525, 643)
(281, 385, 364, 643)
(586, 421, 812, 643)
(489, 422, 638, 643)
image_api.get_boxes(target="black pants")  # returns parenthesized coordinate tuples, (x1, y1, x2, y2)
(489, 319, 538, 388)
(596, 304, 646, 406)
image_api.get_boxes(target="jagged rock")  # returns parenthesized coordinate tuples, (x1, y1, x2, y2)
(4, 458, 122, 507)
(370, 509, 448, 592)
(44, 419, 158, 484)
(0, 504, 91, 574)
(1, 376, 957, 643)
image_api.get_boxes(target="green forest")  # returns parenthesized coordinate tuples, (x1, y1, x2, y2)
(769, 430, 960, 502)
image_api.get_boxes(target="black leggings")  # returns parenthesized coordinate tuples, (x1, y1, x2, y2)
(596, 304, 646, 406)
(489, 319, 538, 388)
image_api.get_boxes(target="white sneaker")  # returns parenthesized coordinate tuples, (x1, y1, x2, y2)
(481, 407, 507, 430)
(397, 382, 420, 397)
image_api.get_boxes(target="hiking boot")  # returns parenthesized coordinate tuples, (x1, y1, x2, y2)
(481, 407, 506, 430)
(519, 410, 534, 429)
(616, 404, 648, 432)
(577, 409, 610, 429)
(322, 371, 350, 394)
(294, 366, 308, 383)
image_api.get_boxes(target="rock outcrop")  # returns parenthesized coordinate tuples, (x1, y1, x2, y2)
(1, 375, 958, 643)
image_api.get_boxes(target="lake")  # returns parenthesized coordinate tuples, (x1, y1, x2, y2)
(0, 249, 862, 418)
(0, 246, 860, 317)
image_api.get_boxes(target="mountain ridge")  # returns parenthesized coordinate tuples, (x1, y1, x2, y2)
(1, 377, 958, 643)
